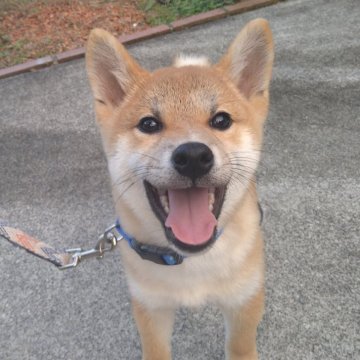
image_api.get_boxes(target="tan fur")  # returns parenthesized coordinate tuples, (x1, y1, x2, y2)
(86, 18, 274, 360)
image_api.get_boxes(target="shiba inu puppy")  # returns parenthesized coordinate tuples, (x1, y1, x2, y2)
(86, 18, 274, 360)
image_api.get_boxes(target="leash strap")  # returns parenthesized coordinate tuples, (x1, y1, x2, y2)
(0, 222, 124, 269)
(0, 224, 72, 267)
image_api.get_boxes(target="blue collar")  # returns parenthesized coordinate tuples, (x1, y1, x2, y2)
(115, 220, 184, 265)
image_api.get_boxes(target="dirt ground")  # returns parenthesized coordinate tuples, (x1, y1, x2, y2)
(0, 0, 149, 68)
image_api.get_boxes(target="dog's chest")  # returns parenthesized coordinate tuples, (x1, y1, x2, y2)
(122, 234, 262, 309)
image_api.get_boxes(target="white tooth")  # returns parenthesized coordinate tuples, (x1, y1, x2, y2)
(208, 192, 215, 204)
(208, 191, 215, 211)
(160, 194, 169, 214)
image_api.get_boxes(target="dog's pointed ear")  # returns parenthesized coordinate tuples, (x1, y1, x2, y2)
(86, 29, 148, 108)
(217, 19, 274, 99)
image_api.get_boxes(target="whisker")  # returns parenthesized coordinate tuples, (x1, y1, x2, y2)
(227, 157, 268, 172)
(113, 168, 155, 204)
(228, 149, 264, 155)
(112, 171, 148, 189)
(228, 175, 258, 202)
(114, 179, 140, 204)
(111, 166, 155, 188)
(121, 151, 160, 162)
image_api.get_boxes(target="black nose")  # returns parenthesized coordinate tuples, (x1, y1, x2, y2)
(171, 142, 214, 181)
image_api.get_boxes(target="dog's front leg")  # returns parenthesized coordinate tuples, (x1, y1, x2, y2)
(221, 288, 264, 360)
(132, 297, 175, 360)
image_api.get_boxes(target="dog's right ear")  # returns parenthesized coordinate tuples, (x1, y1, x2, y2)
(86, 29, 148, 110)
(217, 19, 274, 100)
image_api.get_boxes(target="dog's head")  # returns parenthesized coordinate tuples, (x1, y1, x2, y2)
(86, 19, 273, 255)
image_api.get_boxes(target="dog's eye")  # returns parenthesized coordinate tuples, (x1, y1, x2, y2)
(209, 112, 232, 130)
(138, 117, 163, 134)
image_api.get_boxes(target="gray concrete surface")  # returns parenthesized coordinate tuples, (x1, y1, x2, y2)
(1, 0, 359, 359)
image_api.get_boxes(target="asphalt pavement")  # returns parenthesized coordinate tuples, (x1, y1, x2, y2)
(0, 0, 359, 359)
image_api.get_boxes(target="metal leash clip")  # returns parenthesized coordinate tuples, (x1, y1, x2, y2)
(59, 224, 124, 270)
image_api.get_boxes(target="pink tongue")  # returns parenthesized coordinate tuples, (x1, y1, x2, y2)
(165, 188, 217, 245)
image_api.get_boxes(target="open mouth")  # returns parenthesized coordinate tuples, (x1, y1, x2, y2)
(144, 181, 226, 253)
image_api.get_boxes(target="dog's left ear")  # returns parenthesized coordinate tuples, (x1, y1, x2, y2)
(217, 18, 274, 100)
(86, 29, 148, 110)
